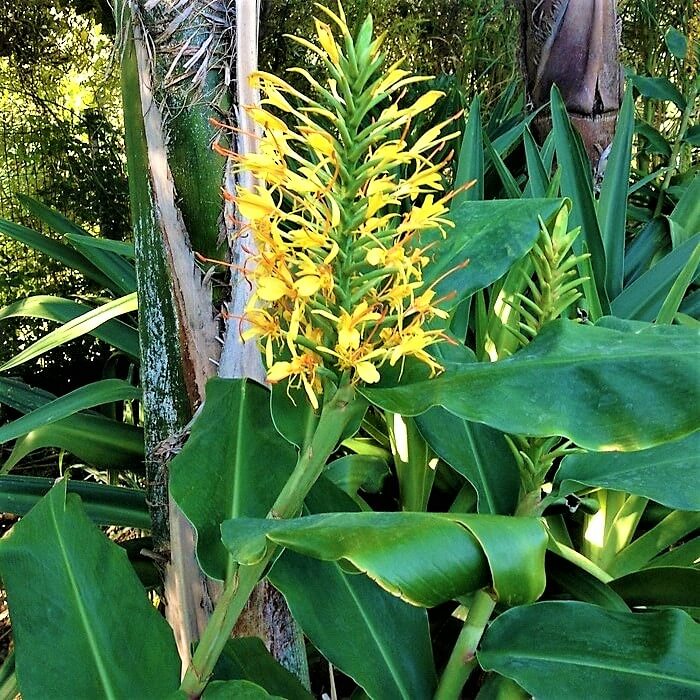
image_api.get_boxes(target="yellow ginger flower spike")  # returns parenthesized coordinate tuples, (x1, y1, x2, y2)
(230, 2, 461, 407)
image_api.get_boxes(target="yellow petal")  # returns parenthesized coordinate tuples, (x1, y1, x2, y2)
(236, 186, 277, 220)
(295, 275, 322, 297)
(356, 361, 380, 384)
(267, 361, 293, 382)
(366, 247, 386, 266)
(409, 90, 445, 115)
(257, 276, 289, 301)
(315, 19, 340, 64)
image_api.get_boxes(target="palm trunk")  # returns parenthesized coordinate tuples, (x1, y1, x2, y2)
(116, 0, 306, 681)
(517, 0, 623, 170)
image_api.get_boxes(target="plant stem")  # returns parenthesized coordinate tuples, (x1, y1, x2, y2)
(179, 382, 358, 698)
(434, 589, 497, 700)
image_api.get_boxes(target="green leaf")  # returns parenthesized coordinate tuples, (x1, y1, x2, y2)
(598, 87, 634, 299)
(479, 602, 700, 698)
(212, 638, 312, 700)
(669, 174, 700, 248)
(0, 218, 114, 291)
(170, 377, 297, 581)
(483, 134, 521, 199)
(452, 95, 483, 205)
(0, 379, 140, 445)
(612, 233, 700, 320)
(646, 537, 700, 569)
(0, 293, 139, 372)
(416, 408, 519, 515)
(270, 479, 437, 700)
(665, 28, 688, 59)
(63, 233, 135, 258)
(0, 479, 179, 699)
(684, 125, 700, 146)
(66, 232, 138, 295)
(550, 85, 608, 317)
(656, 242, 700, 324)
(610, 567, 700, 609)
(631, 74, 687, 111)
(425, 199, 564, 309)
(635, 120, 672, 157)
(2, 412, 144, 474)
(17, 195, 136, 295)
(201, 680, 285, 699)
(223, 511, 547, 607)
(324, 454, 389, 500)
(0, 295, 139, 359)
(522, 128, 549, 198)
(608, 511, 700, 578)
(363, 320, 700, 451)
(553, 432, 700, 511)
(0, 475, 149, 528)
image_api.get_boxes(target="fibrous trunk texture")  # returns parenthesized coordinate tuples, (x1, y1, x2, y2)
(518, 0, 623, 167)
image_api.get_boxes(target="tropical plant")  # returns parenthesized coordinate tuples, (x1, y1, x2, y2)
(0, 3, 698, 700)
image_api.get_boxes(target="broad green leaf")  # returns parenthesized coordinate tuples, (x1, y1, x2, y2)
(0, 379, 140, 445)
(609, 511, 700, 578)
(612, 233, 700, 320)
(424, 198, 564, 308)
(363, 320, 700, 451)
(200, 681, 284, 699)
(452, 96, 483, 205)
(631, 74, 687, 110)
(2, 413, 144, 474)
(550, 87, 607, 317)
(610, 567, 700, 609)
(170, 377, 297, 581)
(270, 478, 436, 700)
(546, 554, 629, 612)
(598, 87, 634, 299)
(476, 673, 529, 700)
(635, 120, 672, 157)
(0, 295, 139, 358)
(0, 479, 179, 699)
(416, 408, 519, 515)
(665, 28, 688, 59)
(0, 218, 114, 290)
(324, 454, 389, 500)
(0, 475, 149, 528)
(684, 125, 700, 146)
(623, 217, 669, 285)
(0, 376, 62, 414)
(212, 638, 312, 700)
(223, 511, 548, 607)
(669, 173, 700, 247)
(553, 432, 700, 511)
(479, 602, 700, 698)
(0, 292, 138, 372)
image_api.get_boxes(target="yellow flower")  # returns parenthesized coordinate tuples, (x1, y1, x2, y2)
(227, 3, 460, 408)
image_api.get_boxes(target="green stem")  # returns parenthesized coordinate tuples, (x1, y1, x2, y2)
(179, 382, 358, 698)
(434, 590, 497, 700)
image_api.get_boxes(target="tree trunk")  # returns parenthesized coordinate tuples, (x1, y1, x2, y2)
(517, 0, 623, 170)
(116, 0, 307, 682)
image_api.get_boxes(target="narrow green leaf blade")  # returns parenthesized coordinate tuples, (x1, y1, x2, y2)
(0, 293, 138, 372)
(479, 602, 700, 698)
(170, 378, 297, 581)
(550, 85, 608, 315)
(612, 233, 700, 320)
(0, 295, 139, 358)
(0, 475, 149, 528)
(0, 479, 179, 698)
(452, 96, 483, 205)
(598, 87, 634, 299)
(364, 320, 700, 451)
(0, 218, 113, 290)
(554, 432, 700, 511)
(0, 379, 141, 445)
